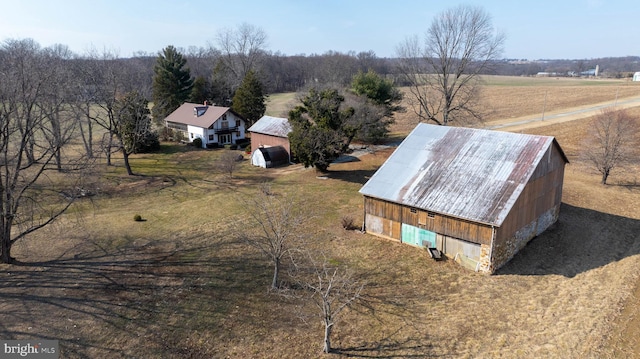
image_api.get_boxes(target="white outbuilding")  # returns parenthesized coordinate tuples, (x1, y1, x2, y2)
(633, 72, 640, 81)
(251, 146, 290, 168)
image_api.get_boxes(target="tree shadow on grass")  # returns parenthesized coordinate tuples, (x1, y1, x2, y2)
(324, 169, 378, 185)
(333, 337, 438, 358)
(497, 203, 640, 277)
(0, 238, 270, 358)
(610, 179, 640, 191)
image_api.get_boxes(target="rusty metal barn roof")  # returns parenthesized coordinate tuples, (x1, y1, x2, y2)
(359, 123, 567, 227)
(248, 116, 292, 138)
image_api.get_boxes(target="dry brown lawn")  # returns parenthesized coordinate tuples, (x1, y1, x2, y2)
(0, 77, 639, 358)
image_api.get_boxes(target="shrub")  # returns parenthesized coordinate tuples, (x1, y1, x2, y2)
(174, 131, 186, 143)
(133, 214, 143, 222)
(192, 137, 202, 148)
(230, 144, 238, 150)
(159, 127, 173, 141)
(134, 131, 160, 153)
(341, 215, 356, 230)
(235, 138, 250, 148)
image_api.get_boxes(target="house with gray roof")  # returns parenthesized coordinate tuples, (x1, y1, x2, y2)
(359, 123, 568, 273)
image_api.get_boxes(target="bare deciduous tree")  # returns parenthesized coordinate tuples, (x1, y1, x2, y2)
(396, 5, 505, 126)
(291, 254, 364, 354)
(0, 39, 93, 263)
(238, 189, 309, 290)
(583, 108, 638, 185)
(214, 23, 268, 91)
(40, 44, 77, 171)
(215, 151, 242, 178)
(77, 50, 125, 166)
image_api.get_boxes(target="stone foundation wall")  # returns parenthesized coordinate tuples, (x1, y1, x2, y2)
(477, 244, 493, 273)
(489, 205, 560, 273)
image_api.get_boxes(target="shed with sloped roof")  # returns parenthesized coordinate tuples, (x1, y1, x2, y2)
(359, 123, 568, 273)
(247, 116, 292, 157)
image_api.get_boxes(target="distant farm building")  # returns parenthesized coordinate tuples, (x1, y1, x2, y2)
(536, 72, 557, 77)
(247, 116, 292, 167)
(359, 124, 568, 273)
(633, 72, 640, 81)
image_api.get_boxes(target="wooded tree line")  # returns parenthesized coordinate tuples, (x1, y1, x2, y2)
(104, 49, 640, 101)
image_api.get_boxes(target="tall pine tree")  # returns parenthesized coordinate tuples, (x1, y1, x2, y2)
(152, 45, 193, 124)
(189, 76, 211, 105)
(231, 70, 266, 128)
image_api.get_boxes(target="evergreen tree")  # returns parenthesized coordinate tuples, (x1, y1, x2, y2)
(288, 87, 354, 172)
(348, 70, 404, 143)
(231, 70, 266, 128)
(351, 69, 403, 117)
(189, 75, 211, 104)
(152, 45, 193, 123)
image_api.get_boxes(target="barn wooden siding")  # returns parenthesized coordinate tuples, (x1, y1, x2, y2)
(495, 144, 565, 242)
(491, 144, 566, 271)
(364, 196, 493, 245)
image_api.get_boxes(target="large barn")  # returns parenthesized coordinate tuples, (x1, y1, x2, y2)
(359, 123, 568, 273)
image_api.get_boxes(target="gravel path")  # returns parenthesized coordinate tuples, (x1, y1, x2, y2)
(484, 95, 640, 132)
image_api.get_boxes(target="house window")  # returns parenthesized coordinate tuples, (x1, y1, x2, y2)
(209, 134, 214, 141)
(410, 208, 417, 213)
(427, 211, 435, 219)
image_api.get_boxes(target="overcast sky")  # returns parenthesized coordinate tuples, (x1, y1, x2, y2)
(0, 0, 636, 60)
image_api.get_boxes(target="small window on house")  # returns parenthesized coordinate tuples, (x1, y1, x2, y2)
(209, 134, 214, 141)
(427, 211, 435, 219)
(222, 114, 227, 122)
(410, 208, 417, 213)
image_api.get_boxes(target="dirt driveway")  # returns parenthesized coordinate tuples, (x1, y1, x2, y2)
(484, 95, 640, 132)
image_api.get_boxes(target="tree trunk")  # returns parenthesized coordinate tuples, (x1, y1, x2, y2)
(80, 120, 94, 159)
(323, 322, 332, 353)
(601, 169, 609, 185)
(1, 212, 15, 264)
(105, 133, 114, 166)
(1, 225, 14, 264)
(54, 147, 62, 172)
(79, 105, 94, 159)
(271, 258, 280, 289)
(122, 149, 134, 176)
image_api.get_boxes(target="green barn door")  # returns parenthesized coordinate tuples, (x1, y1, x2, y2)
(401, 224, 436, 248)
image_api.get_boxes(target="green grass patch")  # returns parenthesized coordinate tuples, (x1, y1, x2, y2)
(265, 92, 297, 117)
